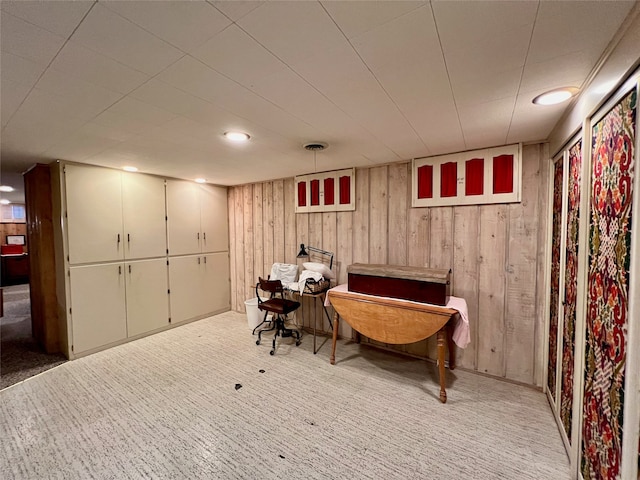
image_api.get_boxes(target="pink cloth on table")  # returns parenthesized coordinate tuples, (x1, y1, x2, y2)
(324, 283, 470, 349)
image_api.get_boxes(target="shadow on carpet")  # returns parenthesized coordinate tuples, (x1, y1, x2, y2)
(1, 285, 67, 390)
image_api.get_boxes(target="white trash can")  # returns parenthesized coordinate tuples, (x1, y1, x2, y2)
(244, 298, 264, 330)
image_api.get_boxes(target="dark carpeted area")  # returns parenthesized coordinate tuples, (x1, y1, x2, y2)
(1, 284, 66, 389)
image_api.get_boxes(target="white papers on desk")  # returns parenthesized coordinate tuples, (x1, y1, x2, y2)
(288, 270, 324, 293)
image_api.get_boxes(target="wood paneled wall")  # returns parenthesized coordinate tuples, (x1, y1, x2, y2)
(0, 223, 27, 251)
(228, 144, 549, 386)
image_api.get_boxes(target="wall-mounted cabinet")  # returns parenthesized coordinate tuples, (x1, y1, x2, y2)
(166, 180, 228, 255)
(69, 262, 127, 354)
(69, 258, 170, 355)
(125, 258, 170, 338)
(168, 252, 230, 324)
(65, 165, 167, 264)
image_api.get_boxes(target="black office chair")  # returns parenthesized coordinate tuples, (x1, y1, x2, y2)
(255, 277, 301, 355)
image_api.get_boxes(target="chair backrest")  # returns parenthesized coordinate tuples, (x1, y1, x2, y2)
(256, 277, 284, 305)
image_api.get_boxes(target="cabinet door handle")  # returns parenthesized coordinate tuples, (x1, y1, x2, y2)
(117, 233, 121, 244)
(128, 264, 131, 274)
(203, 232, 206, 241)
(197, 232, 200, 240)
(197, 257, 201, 264)
(119, 265, 122, 275)
(127, 233, 130, 243)
(204, 256, 207, 264)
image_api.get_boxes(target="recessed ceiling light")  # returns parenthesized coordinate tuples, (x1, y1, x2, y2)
(0, 199, 11, 205)
(123, 166, 138, 172)
(224, 131, 250, 142)
(532, 88, 577, 106)
(195, 178, 206, 184)
(0, 185, 14, 192)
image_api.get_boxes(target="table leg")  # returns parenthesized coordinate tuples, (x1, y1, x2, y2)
(446, 319, 456, 370)
(312, 297, 317, 354)
(437, 328, 447, 403)
(330, 310, 339, 365)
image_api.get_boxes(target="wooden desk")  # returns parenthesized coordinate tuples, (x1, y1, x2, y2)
(328, 288, 457, 403)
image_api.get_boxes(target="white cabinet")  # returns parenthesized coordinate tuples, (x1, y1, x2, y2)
(168, 255, 203, 323)
(65, 164, 167, 264)
(122, 173, 167, 260)
(166, 180, 201, 256)
(69, 259, 170, 353)
(168, 253, 229, 323)
(202, 252, 230, 313)
(66, 165, 123, 264)
(200, 185, 229, 253)
(166, 180, 228, 255)
(126, 258, 169, 337)
(70, 263, 127, 354)
(58, 163, 229, 358)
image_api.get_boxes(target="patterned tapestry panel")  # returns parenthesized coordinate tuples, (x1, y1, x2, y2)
(561, 139, 582, 443)
(548, 158, 564, 400)
(581, 88, 636, 480)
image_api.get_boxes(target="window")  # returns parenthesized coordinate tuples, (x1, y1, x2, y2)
(1, 204, 26, 222)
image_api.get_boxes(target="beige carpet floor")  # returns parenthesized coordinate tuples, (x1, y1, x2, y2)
(1, 284, 66, 389)
(0, 311, 570, 479)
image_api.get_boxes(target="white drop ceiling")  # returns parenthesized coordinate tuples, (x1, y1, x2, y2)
(0, 0, 637, 203)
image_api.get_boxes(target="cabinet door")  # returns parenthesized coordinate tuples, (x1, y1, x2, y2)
(168, 255, 204, 323)
(122, 173, 167, 259)
(202, 252, 230, 313)
(126, 258, 169, 337)
(166, 180, 201, 256)
(66, 165, 123, 264)
(70, 263, 126, 354)
(200, 185, 229, 253)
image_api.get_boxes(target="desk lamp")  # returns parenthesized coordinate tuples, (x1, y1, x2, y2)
(296, 243, 334, 270)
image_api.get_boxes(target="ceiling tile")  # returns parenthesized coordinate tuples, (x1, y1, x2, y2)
(1, 12, 66, 65)
(157, 56, 316, 139)
(50, 41, 150, 94)
(211, 1, 263, 22)
(519, 52, 590, 95)
(527, 1, 635, 64)
(192, 24, 286, 86)
(237, 1, 345, 66)
(129, 79, 219, 118)
(44, 129, 122, 162)
(458, 98, 514, 148)
(432, 0, 538, 46)
(0, 51, 46, 87)
(506, 94, 566, 144)
(35, 69, 124, 119)
(91, 97, 177, 135)
(323, 1, 426, 40)
(69, 3, 184, 76)
(101, 1, 231, 53)
(350, 5, 462, 155)
(434, 1, 537, 77)
(1, 0, 93, 37)
(11, 88, 94, 126)
(1, 80, 31, 127)
(451, 67, 522, 107)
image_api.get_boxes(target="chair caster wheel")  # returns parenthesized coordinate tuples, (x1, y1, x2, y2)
(296, 340, 301, 346)
(256, 340, 260, 346)
(270, 350, 275, 356)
